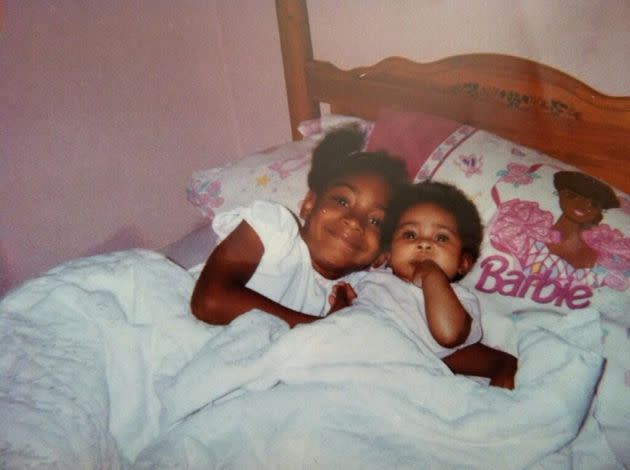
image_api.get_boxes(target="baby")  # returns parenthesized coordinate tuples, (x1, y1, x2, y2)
(334, 181, 516, 387)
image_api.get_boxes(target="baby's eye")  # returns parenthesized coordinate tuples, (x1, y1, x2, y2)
(402, 231, 416, 240)
(435, 233, 449, 242)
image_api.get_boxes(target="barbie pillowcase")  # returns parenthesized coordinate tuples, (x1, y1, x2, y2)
(416, 130, 630, 329)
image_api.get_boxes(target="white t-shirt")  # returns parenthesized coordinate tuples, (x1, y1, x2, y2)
(212, 200, 342, 317)
(352, 268, 482, 358)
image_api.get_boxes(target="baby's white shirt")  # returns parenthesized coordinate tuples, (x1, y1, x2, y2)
(353, 267, 482, 357)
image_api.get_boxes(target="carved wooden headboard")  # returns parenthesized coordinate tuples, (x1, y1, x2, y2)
(275, 0, 630, 193)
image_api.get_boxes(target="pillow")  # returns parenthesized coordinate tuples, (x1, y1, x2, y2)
(367, 108, 630, 466)
(414, 128, 630, 328)
(187, 137, 316, 221)
(366, 108, 464, 177)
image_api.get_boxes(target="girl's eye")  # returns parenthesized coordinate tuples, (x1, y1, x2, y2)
(333, 196, 349, 207)
(369, 217, 383, 228)
(402, 231, 416, 240)
(436, 233, 449, 243)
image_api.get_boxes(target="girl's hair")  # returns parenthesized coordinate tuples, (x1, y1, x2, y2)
(307, 126, 409, 194)
(383, 181, 484, 274)
(553, 171, 619, 209)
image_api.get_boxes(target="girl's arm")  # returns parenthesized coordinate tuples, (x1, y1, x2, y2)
(414, 260, 472, 348)
(442, 343, 517, 389)
(190, 221, 323, 328)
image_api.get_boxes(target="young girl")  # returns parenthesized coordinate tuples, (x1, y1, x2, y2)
(334, 181, 517, 388)
(190, 127, 409, 327)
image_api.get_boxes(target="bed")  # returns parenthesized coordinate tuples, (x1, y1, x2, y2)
(2, 0, 629, 468)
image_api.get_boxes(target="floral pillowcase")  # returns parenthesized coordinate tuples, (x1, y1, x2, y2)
(414, 127, 630, 328)
(187, 137, 315, 223)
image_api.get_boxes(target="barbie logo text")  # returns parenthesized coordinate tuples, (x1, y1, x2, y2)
(475, 255, 593, 309)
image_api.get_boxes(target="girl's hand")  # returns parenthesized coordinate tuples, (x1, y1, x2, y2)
(328, 282, 357, 314)
(412, 259, 445, 288)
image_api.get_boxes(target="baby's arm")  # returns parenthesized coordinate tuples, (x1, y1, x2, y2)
(413, 260, 472, 348)
(442, 343, 517, 389)
(191, 221, 324, 328)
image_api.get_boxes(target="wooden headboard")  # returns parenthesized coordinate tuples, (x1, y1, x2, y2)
(276, 0, 630, 194)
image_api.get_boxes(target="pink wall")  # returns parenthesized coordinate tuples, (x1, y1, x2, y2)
(1, 1, 290, 294)
(2, 0, 629, 296)
(308, 0, 630, 96)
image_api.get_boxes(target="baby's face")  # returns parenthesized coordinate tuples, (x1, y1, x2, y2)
(388, 202, 468, 282)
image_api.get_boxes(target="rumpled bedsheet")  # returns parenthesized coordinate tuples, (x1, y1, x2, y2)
(0, 250, 619, 469)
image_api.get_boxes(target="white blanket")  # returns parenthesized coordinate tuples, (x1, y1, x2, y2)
(0, 250, 621, 469)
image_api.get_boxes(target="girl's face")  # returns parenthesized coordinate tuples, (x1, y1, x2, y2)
(558, 188, 603, 225)
(388, 202, 471, 282)
(299, 172, 392, 279)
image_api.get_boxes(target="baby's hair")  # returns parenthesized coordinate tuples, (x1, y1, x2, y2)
(307, 126, 409, 195)
(383, 181, 484, 275)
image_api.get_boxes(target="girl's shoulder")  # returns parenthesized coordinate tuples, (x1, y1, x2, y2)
(214, 200, 304, 262)
(213, 199, 300, 240)
(249, 200, 301, 234)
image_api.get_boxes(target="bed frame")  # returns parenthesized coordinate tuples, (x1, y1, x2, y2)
(276, 0, 630, 194)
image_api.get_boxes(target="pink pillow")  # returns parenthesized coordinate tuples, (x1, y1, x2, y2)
(366, 108, 463, 177)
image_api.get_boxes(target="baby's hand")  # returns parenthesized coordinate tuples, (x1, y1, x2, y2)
(328, 282, 357, 314)
(490, 355, 518, 390)
(411, 259, 445, 288)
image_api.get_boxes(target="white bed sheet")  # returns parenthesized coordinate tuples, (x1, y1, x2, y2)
(0, 250, 625, 469)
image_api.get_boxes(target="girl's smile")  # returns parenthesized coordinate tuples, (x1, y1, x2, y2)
(299, 172, 392, 279)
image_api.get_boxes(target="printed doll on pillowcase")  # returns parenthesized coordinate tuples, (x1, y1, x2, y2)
(485, 171, 630, 307)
